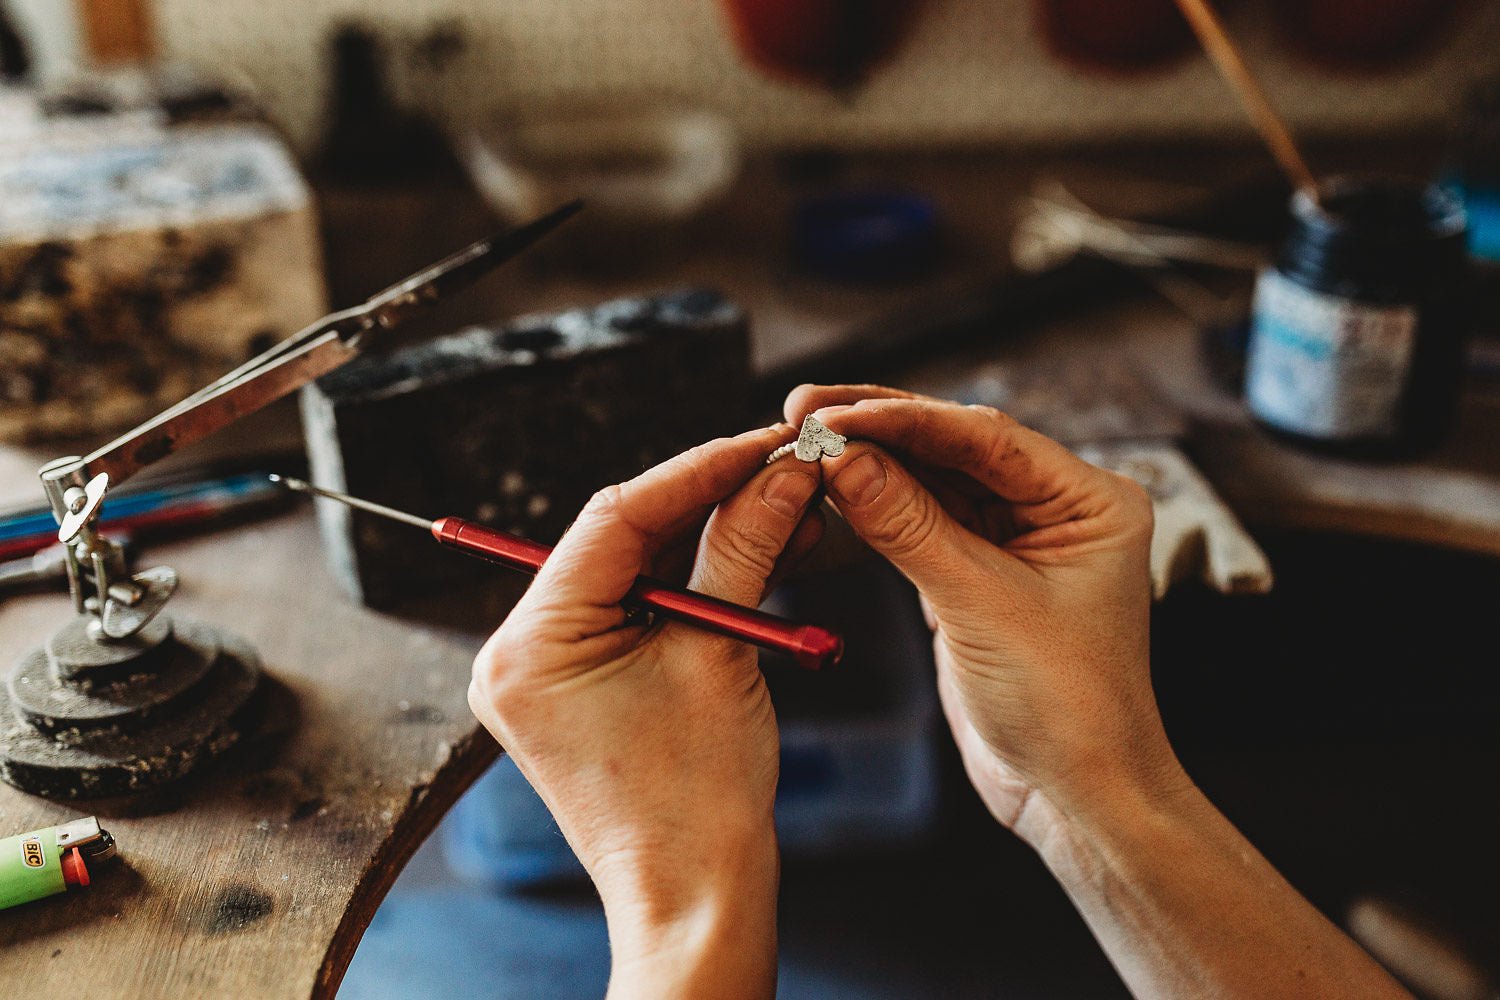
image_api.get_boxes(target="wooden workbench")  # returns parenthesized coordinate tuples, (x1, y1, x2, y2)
(0, 494, 502, 997)
(4, 145, 1499, 997)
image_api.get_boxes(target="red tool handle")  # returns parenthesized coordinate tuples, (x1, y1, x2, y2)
(431, 517, 843, 671)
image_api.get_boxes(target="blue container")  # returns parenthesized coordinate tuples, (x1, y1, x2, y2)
(792, 189, 941, 284)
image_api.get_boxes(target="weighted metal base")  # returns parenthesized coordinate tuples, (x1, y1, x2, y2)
(0, 614, 263, 799)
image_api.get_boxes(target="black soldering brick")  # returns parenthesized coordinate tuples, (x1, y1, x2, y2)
(299, 290, 750, 609)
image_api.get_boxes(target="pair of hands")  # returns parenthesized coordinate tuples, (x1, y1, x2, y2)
(467, 383, 1180, 996)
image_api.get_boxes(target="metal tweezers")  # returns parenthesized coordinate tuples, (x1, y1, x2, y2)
(72, 200, 583, 491)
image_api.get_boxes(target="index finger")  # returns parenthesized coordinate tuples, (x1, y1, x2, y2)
(811, 397, 1111, 510)
(528, 424, 795, 613)
(783, 383, 922, 425)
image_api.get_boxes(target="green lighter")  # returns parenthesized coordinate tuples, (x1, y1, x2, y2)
(0, 816, 117, 910)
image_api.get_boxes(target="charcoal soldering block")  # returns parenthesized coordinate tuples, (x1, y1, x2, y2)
(300, 289, 750, 609)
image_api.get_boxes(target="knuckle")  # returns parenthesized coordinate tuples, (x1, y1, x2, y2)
(784, 384, 819, 417)
(965, 403, 1016, 427)
(705, 518, 783, 577)
(683, 439, 721, 462)
(470, 638, 535, 719)
(1120, 475, 1152, 510)
(977, 421, 1025, 474)
(677, 438, 731, 477)
(1110, 475, 1156, 536)
(470, 627, 521, 692)
(465, 677, 487, 720)
(585, 482, 624, 511)
(874, 491, 945, 557)
(469, 639, 505, 693)
(582, 483, 625, 520)
(788, 382, 821, 403)
(1111, 472, 1151, 510)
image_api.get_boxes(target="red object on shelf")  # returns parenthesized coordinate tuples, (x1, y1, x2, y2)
(1037, 0, 1197, 74)
(720, 0, 924, 88)
(1274, 0, 1463, 71)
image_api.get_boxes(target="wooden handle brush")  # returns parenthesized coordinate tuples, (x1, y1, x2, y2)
(1172, 0, 1321, 200)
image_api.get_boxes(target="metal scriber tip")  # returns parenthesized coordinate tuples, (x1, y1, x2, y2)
(268, 475, 433, 530)
(365, 199, 586, 317)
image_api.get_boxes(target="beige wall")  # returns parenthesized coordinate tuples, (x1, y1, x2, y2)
(152, 0, 1500, 154)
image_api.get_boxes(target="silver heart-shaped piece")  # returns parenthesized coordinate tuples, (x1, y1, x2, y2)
(794, 415, 847, 462)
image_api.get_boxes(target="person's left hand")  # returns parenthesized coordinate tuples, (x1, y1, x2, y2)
(468, 425, 823, 1000)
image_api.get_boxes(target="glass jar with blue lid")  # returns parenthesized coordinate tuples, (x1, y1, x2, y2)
(1244, 176, 1471, 458)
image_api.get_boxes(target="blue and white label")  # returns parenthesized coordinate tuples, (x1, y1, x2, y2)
(1245, 269, 1418, 439)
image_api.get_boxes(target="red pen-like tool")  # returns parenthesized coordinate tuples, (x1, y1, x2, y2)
(269, 476, 843, 671)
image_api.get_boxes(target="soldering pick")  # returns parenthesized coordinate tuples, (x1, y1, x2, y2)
(269, 476, 844, 672)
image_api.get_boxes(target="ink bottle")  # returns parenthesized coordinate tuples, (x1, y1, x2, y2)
(1244, 176, 1471, 458)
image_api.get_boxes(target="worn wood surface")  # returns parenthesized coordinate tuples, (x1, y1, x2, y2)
(0, 499, 499, 998)
(1189, 397, 1500, 559)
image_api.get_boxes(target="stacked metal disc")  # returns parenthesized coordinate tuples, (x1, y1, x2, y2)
(0, 614, 262, 799)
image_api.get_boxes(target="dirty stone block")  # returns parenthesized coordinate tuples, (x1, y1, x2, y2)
(0, 109, 326, 442)
(300, 290, 750, 609)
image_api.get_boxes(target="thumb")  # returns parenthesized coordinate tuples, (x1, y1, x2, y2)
(688, 458, 822, 608)
(820, 442, 991, 604)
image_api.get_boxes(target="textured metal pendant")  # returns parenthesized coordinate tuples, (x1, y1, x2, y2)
(769, 415, 848, 464)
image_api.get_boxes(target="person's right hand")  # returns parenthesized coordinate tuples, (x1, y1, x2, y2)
(785, 385, 1191, 841)
(785, 388, 1416, 1000)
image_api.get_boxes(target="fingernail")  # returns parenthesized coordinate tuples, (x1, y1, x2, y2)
(830, 454, 886, 507)
(762, 470, 819, 518)
(811, 404, 854, 422)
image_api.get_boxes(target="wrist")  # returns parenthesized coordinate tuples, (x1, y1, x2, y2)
(602, 826, 779, 1000)
(1025, 753, 1205, 888)
(964, 716, 1194, 860)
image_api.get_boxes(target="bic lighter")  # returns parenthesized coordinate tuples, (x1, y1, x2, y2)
(0, 816, 116, 910)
